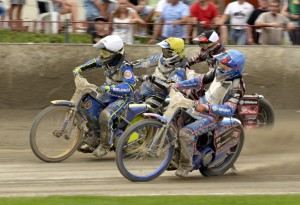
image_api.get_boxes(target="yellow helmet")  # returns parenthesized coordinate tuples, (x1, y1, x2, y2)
(156, 37, 185, 73)
(157, 37, 185, 59)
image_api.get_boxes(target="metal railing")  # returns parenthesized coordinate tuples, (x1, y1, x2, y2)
(0, 20, 299, 45)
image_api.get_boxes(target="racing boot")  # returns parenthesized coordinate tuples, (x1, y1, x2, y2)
(92, 124, 111, 157)
(78, 130, 100, 153)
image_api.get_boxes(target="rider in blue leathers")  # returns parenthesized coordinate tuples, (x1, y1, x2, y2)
(132, 37, 187, 109)
(73, 35, 135, 157)
(173, 50, 246, 177)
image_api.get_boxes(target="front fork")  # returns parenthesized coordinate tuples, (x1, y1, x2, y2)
(147, 124, 177, 157)
(53, 107, 79, 139)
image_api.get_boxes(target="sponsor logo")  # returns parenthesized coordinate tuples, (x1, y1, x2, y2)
(239, 107, 258, 114)
(239, 100, 258, 105)
(212, 106, 218, 111)
(217, 107, 231, 112)
(85, 100, 92, 109)
(112, 88, 131, 92)
(245, 115, 257, 120)
(124, 70, 133, 79)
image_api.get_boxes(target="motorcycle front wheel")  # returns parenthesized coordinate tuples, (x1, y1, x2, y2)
(116, 119, 175, 182)
(30, 105, 83, 162)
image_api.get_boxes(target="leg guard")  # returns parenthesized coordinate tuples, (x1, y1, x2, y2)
(99, 109, 113, 149)
(178, 128, 194, 170)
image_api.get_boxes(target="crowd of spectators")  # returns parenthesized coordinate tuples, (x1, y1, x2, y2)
(0, 0, 299, 45)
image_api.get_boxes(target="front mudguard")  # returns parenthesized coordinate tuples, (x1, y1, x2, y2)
(51, 100, 75, 107)
(143, 113, 167, 124)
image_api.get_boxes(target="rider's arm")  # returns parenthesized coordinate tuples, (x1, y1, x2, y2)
(168, 67, 186, 83)
(208, 78, 245, 117)
(74, 58, 101, 72)
(188, 51, 207, 67)
(108, 64, 135, 95)
(131, 54, 160, 69)
(177, 69, 215, 89)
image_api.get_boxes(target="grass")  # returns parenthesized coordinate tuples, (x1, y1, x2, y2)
(0, 195, 299, 205)
(0, 29, 92, 44)
(0, 29, 152, 44)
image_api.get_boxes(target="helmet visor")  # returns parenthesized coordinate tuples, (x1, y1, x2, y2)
(100, 49, 114, 59)
(162, 48, 175, 58)
(214, 51, 238, 68)
(199, 42, 215, 50)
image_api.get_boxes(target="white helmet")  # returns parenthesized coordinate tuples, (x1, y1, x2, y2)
(93, 35, 125, 66)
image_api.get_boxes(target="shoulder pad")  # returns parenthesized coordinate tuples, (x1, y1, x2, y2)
(123, 60, 132, 67)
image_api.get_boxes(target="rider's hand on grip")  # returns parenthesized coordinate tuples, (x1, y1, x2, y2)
(98, 85, 110, 93)
(195, 103, 209, 113)
(72, 67, 82, 76)
(169, 83, 179, 90)
(137, 75, 151, 82)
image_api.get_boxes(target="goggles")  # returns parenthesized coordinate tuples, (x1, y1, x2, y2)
(100, 49, 114, 59)
(162, 48, 175, 58)
(199, 42, 215, 50)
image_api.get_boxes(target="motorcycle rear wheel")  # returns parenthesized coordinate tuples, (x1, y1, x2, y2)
(116, 119, 175, 182)
(257, 98, 275, 128)
(199, 125, 244, 176)
(30, 105, 83, 162)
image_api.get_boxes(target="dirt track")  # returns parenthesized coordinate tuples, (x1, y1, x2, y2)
(0, 109, 300, 197)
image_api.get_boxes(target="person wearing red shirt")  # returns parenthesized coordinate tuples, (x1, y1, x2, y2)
(187, 0, 219, 44)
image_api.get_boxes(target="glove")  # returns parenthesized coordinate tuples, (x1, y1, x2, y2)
(195, 103, 209, 113)
(169, 82, 179, 90)
(98, 85, 110, 93)
(72, 67, 82, 76)
(137, 75, 151, 82)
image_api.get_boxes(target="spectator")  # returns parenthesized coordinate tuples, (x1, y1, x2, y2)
(148, 0, 189, 44)
(155, 0, 167, 17)
(9, 0, 26, 31)
(109, 0, 145, 44)
(247, 0, 269, 45)
(91, 16, 109, 43)
(217, 0, 254, 45)
(255, 0, 295, 45)
(52, 0, 84, 32)
(83, 0, 116, 34)
(281, 0, 300, 45)
(0, 0, 7, 29)
(128, 0, 154, 22)
(188, 0, 219, 44)
(127, 0, 154, 36)
(99, 0, 110, 19)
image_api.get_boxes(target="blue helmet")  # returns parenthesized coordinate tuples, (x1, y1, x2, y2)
(213, 50, 245, 80)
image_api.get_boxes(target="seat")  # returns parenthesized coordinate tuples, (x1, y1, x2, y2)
(35, 0, 59, 34)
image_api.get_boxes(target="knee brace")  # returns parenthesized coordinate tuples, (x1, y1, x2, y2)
(99, 109, 112, 126)
(179, 128, 194, 144)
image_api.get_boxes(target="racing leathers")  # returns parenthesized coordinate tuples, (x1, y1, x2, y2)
(175, 69, 245, 172)
(186, 45, 226, 100)
(75, 56, 135, 149)
(187, 44, 225, 71)
(132, 54, 187, 108)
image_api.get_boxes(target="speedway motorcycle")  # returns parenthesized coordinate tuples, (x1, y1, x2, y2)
(186, 69, 275, 128)
(115, 86, 244, 182)
(30, 73, 155, 163)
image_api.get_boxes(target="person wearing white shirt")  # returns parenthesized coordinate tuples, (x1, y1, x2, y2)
(217, 0, 254, 45)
